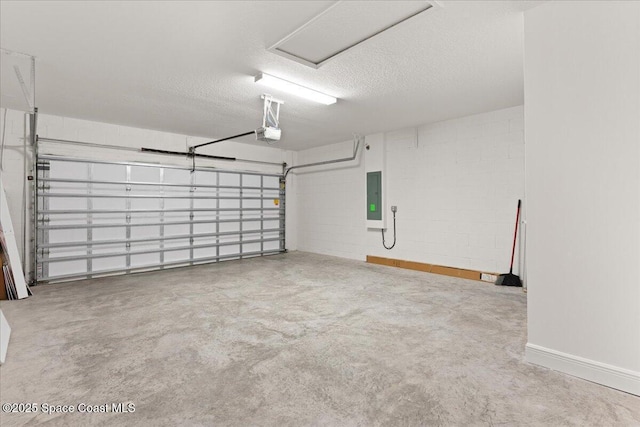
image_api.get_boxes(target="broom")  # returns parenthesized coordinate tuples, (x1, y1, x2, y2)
(496, 199, 523, 287)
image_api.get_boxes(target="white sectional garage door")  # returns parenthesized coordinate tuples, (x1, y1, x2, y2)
(35, 155, 285, 282)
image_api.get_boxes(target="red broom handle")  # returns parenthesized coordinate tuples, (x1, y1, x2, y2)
(509, 199, 521, 274)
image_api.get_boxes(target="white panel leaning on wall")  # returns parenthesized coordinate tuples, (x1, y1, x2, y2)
(1, 176, 30, 299)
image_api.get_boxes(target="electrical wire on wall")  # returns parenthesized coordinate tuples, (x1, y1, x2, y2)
(22, 112, 29, 273)
(381, 206, 397, 250)
(0, 108, 7, 171)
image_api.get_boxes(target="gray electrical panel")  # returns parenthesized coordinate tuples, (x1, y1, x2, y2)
(367, 171, 382, 220)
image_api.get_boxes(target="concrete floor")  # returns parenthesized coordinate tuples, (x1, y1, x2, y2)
(0, 252, 638, 426)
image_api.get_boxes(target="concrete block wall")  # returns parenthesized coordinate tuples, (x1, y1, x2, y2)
(294, 140, 366, 260)
(0, 109, 297, 280)
(295, 106, 525, 274)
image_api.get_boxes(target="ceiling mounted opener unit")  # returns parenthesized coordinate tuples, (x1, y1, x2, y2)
(141, 95, 284, 170)
(256, 94, 283, 143)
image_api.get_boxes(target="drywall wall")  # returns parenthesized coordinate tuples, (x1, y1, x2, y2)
(0, 109, 297, 281)
(295, 106, 525, 274)
(524, 1, 640, 395)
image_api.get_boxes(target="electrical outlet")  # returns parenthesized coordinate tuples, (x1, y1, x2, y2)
(391, 206, 397, 213)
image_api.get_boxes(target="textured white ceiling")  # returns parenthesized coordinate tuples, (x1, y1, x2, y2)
(0, 1, 538, 151)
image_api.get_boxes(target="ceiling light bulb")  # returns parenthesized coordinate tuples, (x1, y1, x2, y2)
(255, 73, 337, 105)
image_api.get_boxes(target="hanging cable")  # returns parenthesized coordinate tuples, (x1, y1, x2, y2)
(381, 207, 397, 250)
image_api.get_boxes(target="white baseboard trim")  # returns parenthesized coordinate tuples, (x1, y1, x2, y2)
(525, 343, 640, 396)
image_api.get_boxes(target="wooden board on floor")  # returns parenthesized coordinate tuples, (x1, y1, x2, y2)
(366, 255, 493, 282)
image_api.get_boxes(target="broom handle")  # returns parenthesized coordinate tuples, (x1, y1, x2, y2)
(509, 199, 521, 274)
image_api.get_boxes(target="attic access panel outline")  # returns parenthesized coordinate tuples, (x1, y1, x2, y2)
(268, 1, 438, 69)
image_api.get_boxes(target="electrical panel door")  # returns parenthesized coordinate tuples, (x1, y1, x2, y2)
(367, 171, 382, 220)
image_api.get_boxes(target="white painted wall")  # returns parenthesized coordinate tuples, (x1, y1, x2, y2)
(524, 1, 640, 395)
(295, 140, 366, 260)
(295, 106, 525, 274)
(0, 110, 297, 280)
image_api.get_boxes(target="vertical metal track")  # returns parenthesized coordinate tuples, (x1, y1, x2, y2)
(260, 175, 264, 255)
(86, 163, 93, 278)
(215, 171, 220, 263)
(279, 177, 286, 251)
(35, 159, 50, 281)
(189, 170, 195, 265)
(125, 165, 132, 271)
(239, 174, 244, 259)
(159, 168, 165, 268)
(32, 139, 39, 284)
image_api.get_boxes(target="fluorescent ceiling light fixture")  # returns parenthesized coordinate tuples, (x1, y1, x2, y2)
(254, 73, 337, 105)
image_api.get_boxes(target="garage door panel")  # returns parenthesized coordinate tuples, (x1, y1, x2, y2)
(131, 253, 160, 267)
(164, 249, 190, 263)
(165, 199, 191, 210)
(219, 222, 240, 233)
(164, 224, 190, 236)
(92, 256, 127, 271)
(263, 220, 280, 229)
(92, 214, 125, 225)
(243, 242, 261, 253)
(263, 240, 281, 251)
(219, 199, 240, 209)
(193, 246, 216, 259)
(243, 199, 261, 209)
(92, 243, 126, 254)
(164, 238, 190, 248)
(244, 221, 262, 231)
(131, 213, 161, 224)
(131, 165, 160, 182)
(192, 223, 215, 234)
(130, 198, 161, 210)
(93, 163, 126, 182)
(218, 173, 239, 186)
(48, 259, 86, 277)
(49, 228, 86, 244)
(49, 161, 88, 180)
(92, 198, 126, 210)
(49, 197, 87, 210)
(194, 170, 217, 185)
(164, 168, 191, 184)
(36, 156, 285, 282)
(193, 199, 217, 209)
(93, 226, 126, 241)
(131, 225, 161, 238)
(219, 244, 240, 256)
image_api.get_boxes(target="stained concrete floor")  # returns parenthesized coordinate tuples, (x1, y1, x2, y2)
(1, 252, 638, 426)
